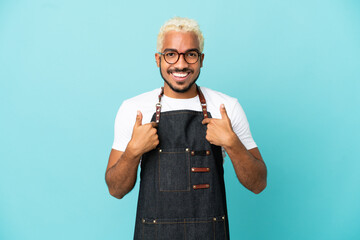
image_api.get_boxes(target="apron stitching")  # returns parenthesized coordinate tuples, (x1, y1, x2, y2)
(143, 220, 215, 224)
(213, 220, 216, 240)
(155, 223, 158, 240)
(141, 220, 144, 240)
(223, 217, 227, 240)
(187, 152, 191, 191)
(184, 219, 186, 240)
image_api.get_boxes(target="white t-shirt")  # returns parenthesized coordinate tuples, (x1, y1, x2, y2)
(112, 87, 257, 153)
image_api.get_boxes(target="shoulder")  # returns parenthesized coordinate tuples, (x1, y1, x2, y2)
(121, 88, 161, 108)
(200, 87, 238, 102)
(117, 88, 162, 124)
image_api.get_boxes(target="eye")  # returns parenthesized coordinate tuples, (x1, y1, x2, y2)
(186, 51, 198, 58)
(165, 52, 176, 58)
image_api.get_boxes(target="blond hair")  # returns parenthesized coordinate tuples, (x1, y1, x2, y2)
(157, 17, 204, 52)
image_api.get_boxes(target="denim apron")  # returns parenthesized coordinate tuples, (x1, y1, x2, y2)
(134, 86, 230, 240)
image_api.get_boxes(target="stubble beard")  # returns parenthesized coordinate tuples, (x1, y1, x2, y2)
(159, 60, 201, 93)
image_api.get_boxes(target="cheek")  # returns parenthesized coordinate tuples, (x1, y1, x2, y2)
(161, 65, 169, 75)
(163, 62, 176, 74)
(194, 65, 201, 73)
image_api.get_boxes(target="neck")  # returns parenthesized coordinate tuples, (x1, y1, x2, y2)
(163, 84, 198, 99)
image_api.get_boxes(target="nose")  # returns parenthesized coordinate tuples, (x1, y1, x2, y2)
(174, 53, 189, 69)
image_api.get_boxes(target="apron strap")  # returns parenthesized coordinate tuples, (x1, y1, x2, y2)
(155, 85, 208, 124)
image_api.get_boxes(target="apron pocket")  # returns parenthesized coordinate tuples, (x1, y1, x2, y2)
(213, 216, 228, 240)
(141, 218, 184, 240)
(141, 216, 227, 240)
(186, 216, 227, 240)
(141, 220, 156, 240)
(158, 148, 190, 192)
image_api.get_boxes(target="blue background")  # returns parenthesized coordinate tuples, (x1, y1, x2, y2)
(1, 0, 359, 239)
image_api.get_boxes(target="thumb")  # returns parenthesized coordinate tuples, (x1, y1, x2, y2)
(134, 110, 143, 127)
(220, 104, 229, 119)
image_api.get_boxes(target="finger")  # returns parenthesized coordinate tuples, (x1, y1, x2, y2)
(205, 134, 212, 144)
(220, 104, 229, 120)
(150, 122, 158, 128)
(134, 110, 143, 127)
(202, 118, 212, 125)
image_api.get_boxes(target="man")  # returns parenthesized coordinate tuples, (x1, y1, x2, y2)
(105, 17, 267, 239)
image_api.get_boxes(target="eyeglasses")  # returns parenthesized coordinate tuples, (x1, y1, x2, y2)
(158, 49, 201, 64)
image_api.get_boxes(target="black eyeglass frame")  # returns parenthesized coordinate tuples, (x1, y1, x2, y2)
(158, 49, 202, 64)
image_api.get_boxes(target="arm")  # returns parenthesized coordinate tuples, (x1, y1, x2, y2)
(202, 104, 267, 194)
(105, 149, 140, 199)
(223, 136, 267, 194)
(105, 111, 159, 199)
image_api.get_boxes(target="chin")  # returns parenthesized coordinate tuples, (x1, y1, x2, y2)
(165, 79, 196, 93)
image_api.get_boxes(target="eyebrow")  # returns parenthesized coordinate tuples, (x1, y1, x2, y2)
(163, 48, 200, 53)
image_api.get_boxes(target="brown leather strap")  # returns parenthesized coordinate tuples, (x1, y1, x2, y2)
(192, 184, 210, 189)
(197, 85, 208, 119)
(155, 87, 164, 123)
(191, 167, 210, 172)
(155, 85, 208, 124)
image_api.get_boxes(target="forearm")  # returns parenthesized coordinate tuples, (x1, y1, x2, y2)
(105, 149, 141, 199)
(224, 133, 267, 194)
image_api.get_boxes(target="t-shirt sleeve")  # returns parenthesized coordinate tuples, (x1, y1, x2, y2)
(112, 101, 136, 152)
(230, 100, 257, 150)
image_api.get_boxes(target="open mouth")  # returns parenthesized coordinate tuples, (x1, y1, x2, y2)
(171, 72, 190, 81)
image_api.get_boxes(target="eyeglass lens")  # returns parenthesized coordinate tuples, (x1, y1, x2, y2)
(163, 50, 200, 64)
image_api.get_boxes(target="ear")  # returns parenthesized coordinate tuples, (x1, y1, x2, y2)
(200, 53, 205, 68)
(155, 53, 161, 67)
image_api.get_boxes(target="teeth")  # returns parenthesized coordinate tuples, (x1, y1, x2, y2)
(172, 72, 189, 77)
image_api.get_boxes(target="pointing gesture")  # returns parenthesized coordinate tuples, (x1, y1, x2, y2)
(127, 111, 159, 158)
(202, 104, 237, 147)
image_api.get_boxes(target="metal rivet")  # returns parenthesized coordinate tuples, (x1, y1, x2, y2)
(142, 219, 145, 223)
(156, 114, 159, 117)
(193, 185, 197, 189)
(185, 148, 189, 152)
(159, 149, 162, 153)
(156, 120, 159, 123)
(206, 184, 209, 187)
(206, 150, 210, 155)
(207, 168, 210, 171)
(191, 168, 195, 172)
(204, 114, 207, 117)
(153, 220, 156, 223)
(222, 216, 225, 220)
(213, 217, 216, 221)
(191, 151, 195, 156)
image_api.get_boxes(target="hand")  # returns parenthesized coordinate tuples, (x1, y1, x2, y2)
(202, 104, 237, 147)
(127, 111, 159, 157)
